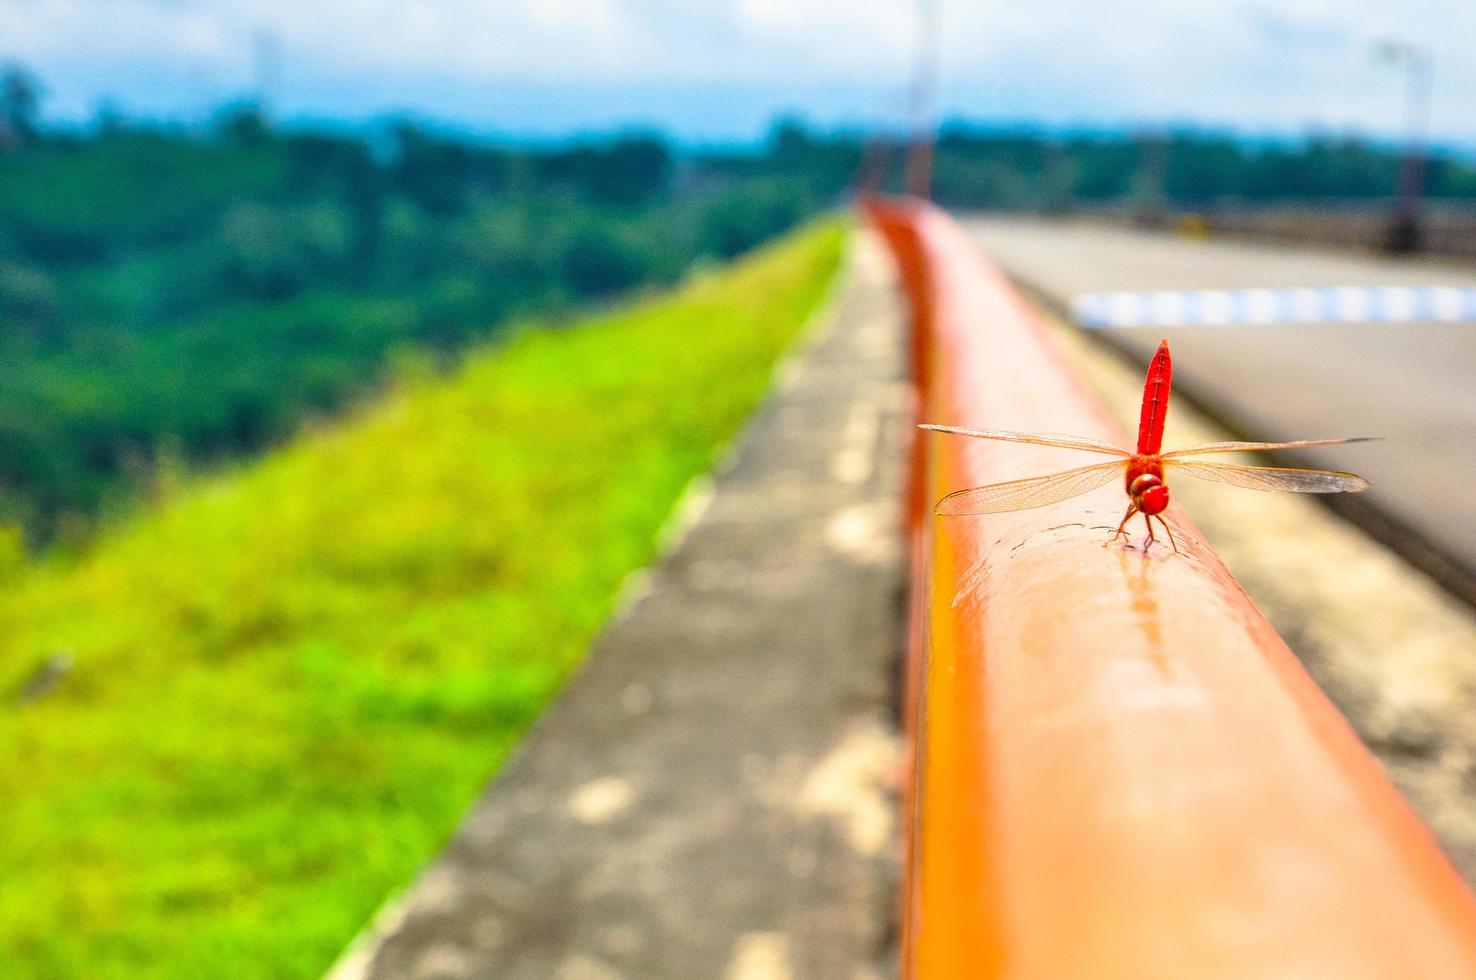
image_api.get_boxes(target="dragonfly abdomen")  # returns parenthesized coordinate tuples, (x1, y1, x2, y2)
(1136, 339, 1173, 456)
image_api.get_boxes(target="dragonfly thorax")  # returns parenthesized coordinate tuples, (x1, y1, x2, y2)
(1129, 472, 1170, 515)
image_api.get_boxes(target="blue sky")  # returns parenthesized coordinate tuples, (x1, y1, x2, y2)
(5, 0, 1475, 145)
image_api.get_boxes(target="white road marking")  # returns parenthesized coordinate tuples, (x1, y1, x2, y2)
(1075, 285, 1476, 327)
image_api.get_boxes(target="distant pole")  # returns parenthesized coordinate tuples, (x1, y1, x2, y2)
(1132, 130, 1168, 227)
(253, 28, 282, 116)
(904, 0, 941, 200)
(1374, 38, 1433, 253)
(855, 133, 887, 198)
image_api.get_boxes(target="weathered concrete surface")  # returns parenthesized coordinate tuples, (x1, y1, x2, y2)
(334, 235, 908, 980)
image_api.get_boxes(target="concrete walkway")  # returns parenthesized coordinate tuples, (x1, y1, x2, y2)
(333, 236, 909, 980)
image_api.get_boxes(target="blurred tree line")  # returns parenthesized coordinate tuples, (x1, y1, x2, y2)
(0, 68, 832, 541)
(927, 126, 1476, 210)
(2, 58, 1473, 542)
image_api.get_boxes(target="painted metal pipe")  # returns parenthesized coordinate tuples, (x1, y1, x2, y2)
(866, 198, 1476, 979)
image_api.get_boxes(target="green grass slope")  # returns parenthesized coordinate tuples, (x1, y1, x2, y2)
(0, 219, 848, 977)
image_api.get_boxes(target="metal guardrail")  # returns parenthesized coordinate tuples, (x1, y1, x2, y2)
(866, 197, 1476, 979)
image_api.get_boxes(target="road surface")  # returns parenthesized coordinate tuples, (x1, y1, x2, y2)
(963, 216, 1476, 581)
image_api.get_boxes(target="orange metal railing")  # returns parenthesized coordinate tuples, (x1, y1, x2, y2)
(867, 198, 1476, 979)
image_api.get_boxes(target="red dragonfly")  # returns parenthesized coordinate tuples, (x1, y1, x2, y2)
(921, 339, 1370, 552)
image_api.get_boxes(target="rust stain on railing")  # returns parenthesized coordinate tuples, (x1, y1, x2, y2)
(866, 197, 1476, 980)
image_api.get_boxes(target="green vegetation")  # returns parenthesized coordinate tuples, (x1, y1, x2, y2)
(926, 127, 1476, 209)
(0, 76, 829, 539)
(0, 219, 847, 977)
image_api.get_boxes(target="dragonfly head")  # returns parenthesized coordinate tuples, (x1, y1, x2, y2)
(1129, 473, 1170, 515)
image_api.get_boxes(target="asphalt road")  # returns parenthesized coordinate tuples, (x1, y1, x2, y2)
(962, 216, 1476, 579)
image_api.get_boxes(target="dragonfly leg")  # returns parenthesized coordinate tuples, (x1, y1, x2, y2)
(1110, 503, 1138, 546)
(1154, 514, 1182, 555)
(1142, 511, 1158, 552)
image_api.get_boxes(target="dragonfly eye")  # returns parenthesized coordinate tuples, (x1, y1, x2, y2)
(1128, 473, 1161, 497)
(1140, 484, 1170, 515)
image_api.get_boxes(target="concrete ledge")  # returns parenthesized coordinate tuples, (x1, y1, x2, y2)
(329, 234, 909, 980)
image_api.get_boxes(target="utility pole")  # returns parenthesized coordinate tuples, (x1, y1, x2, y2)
(904, 0, 941, 200)
(1131, 130, 1168, 228)
(253, 27, 282, 117)
(856, 85, 911, 197)
(1373, 38, 1434, 253)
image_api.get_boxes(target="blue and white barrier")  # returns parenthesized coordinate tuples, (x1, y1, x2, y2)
(1073, 286, 1476, 328)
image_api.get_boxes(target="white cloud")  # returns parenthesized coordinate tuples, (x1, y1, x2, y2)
(2, 0, 1475, 141)
(736, 0, 912, 72)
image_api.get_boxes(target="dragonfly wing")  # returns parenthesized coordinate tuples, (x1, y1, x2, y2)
(920, 424, 1131, 457)
(1168, 460, 1369, 493)
(1163, 437, 1376, 458)
(936, 461, 1125, 516)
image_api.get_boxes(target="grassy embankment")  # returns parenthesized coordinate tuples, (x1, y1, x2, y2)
(0, 219, 847, 977)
